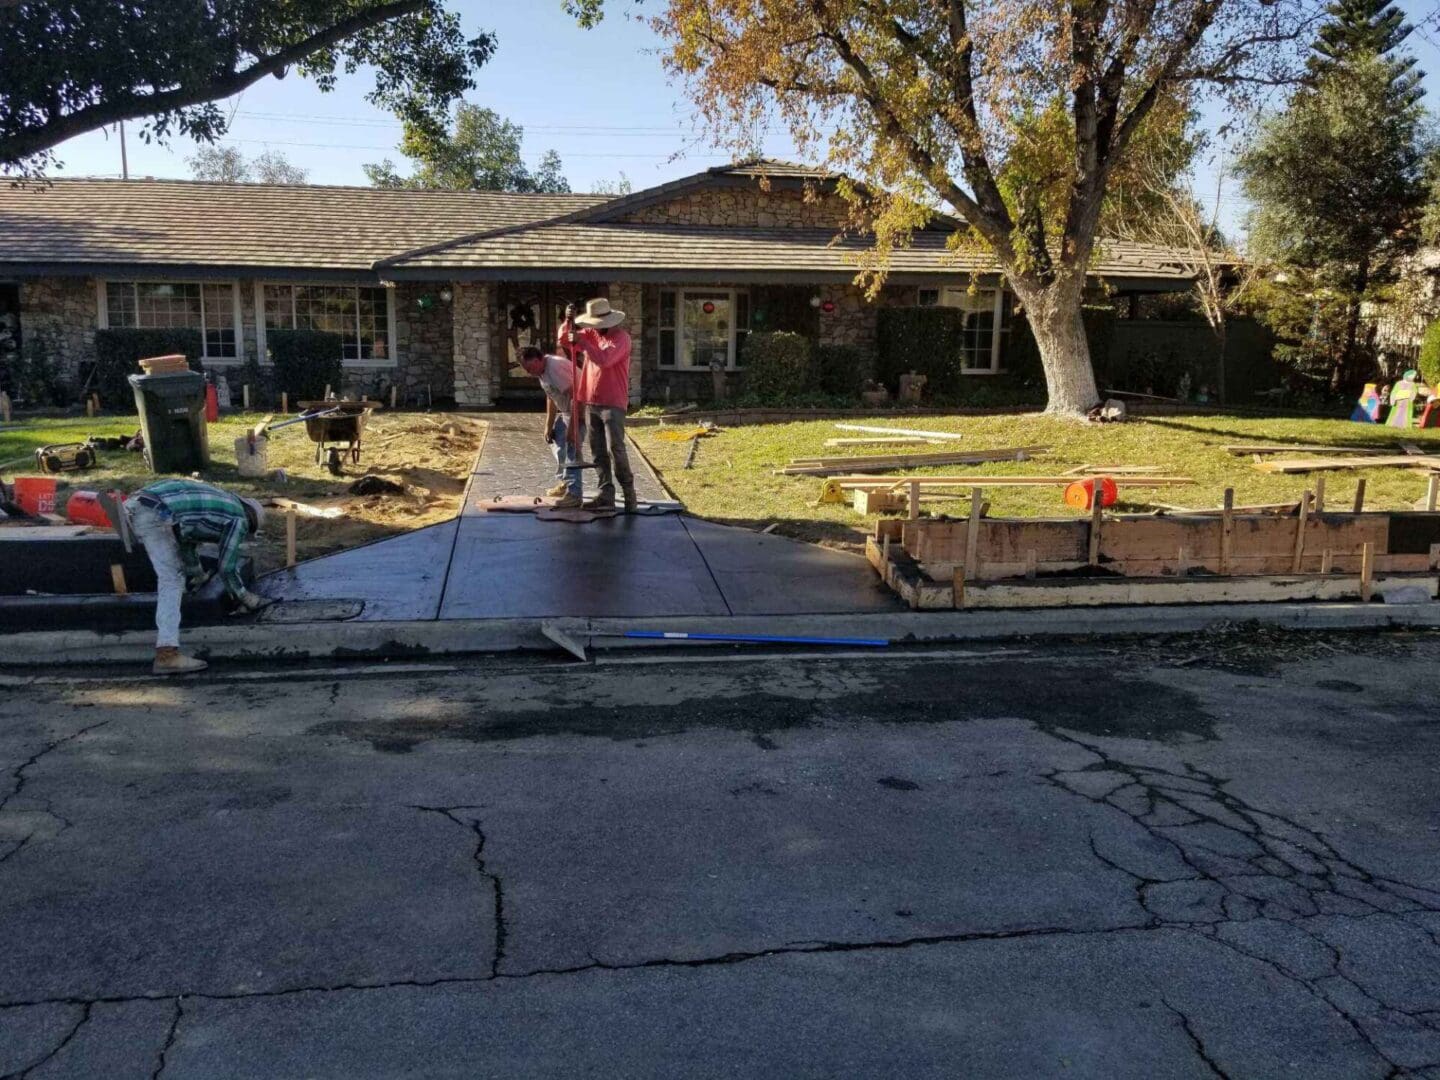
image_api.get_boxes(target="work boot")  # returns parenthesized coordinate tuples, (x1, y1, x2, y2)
(153, 647, 208, 676)
(545, 481, 570, 497)
(622, 487, 638, 514)
(554, 493, 583, 509)
(583, 493, 616, 510)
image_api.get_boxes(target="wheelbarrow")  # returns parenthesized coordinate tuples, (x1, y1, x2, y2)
(297, 400, 378, 475)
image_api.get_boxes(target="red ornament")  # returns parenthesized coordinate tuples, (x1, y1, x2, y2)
(821, 300, 836, 314)
(702, 301, 716, 314)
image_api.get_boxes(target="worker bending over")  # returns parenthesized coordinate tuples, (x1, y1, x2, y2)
(125, 479, 270, 675)
(519, 345, 584, 509)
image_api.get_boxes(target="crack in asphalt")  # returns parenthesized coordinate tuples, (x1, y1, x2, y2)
(1160, 996, 1229, 1079)
(410, 806, 507, 978)
(1040, 727, 1440, 1076)
(1, 1001, 91, 1080)
(0, 721, 109, 874)
(150, 998, 183, 1080)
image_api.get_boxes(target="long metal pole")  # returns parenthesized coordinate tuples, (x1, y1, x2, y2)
(119, 121, 128, 179)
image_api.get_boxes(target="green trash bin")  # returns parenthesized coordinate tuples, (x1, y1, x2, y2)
(128, 371, 210, 473)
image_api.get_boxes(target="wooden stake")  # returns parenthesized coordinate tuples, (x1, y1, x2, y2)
(1428, 472, 1439, 512)
(1353, 479, 1366, 514)
(1360, 542, 1374, 602)
(281, 391, 288, 415)
(243, 384, 251, 410)
(965, 488, 982, 577)
(0, 391, 10, 423)
(1431, 543, 1440, 571)
(1025, 548, 1037, 579)
(1177, 546, 1189, 575)
(907, 480, 921, 520)
(109, 564, 127, 595)
(324, 383, 332, 400)
(285, 509, 297, 568)
(1314, 475, 1326, 514)
(1088, 497, 1103, 567)
(390, 384, 398, 409)
(1291, 490, 1311, 573)
(85, 395, 95, 418)
(1321, 549, 1333, 574)
(1220, 488, 1234, 576)
(91, 392, 100, 414)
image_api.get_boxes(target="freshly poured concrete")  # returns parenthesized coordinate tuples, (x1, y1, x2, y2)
(260, 413, 899, 622)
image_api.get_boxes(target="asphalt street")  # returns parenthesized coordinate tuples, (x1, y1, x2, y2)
(1, 628, 1439, 1078)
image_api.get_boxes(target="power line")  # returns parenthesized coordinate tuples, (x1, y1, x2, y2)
(215, 136, 732, 159)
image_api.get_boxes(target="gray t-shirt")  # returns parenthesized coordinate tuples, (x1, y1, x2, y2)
(538, 354, 574, 412)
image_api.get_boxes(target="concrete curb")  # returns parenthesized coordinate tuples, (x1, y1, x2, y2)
(3, 602, 1438, 667)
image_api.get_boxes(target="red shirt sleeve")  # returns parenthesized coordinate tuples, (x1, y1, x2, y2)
(577, 327, 631, 369)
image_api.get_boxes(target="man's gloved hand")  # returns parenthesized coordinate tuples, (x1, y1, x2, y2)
(230, 590, 274, 616)
(185, 569, 215, 592)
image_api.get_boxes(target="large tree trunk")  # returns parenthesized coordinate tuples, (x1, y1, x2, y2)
(1334, 257, 1370, 394)
(1015, 279, 1101, 417)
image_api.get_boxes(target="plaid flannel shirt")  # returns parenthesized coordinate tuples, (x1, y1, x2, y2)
(136, 480, 251, 598)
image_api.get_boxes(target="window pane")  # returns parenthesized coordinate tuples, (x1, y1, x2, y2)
(681, 292, 730, 369)
(135, 282, 201, 329)
(659, 290, 677, 329)
(918, 288, 940, 307)
(263, 285, 295, 330)
(659, 329, 676, 367)
(106, 283, 137, 328)
(202, 284, 236, 358)
(358, 286, 388, 360)
(955, 289, 996, 371)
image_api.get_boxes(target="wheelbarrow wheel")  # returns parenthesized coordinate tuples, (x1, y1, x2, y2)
(326, 447, 343, 476)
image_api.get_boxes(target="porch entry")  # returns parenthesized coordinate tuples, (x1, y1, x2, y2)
(498, 282, 607, 398)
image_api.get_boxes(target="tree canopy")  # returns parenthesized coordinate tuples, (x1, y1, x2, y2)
(618, 0, 1313, 415)
(365, 104, 571, 192)
(188, 146, 309, 184)
(0, 1, 493, 179)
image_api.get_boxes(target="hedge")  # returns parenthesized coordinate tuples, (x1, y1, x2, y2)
(268, 329, 344, 402)
(742, 332, 814, 400)
(814, 343, 872, 397)
(1419, 319, 1440, 388)
(876, 307, 963, 395)
(92, 328, 204, 413)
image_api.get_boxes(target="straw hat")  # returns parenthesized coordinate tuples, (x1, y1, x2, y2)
(574, 298, 626, 329)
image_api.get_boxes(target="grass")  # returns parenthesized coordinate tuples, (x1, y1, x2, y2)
(0, 412, 359, 502)
(632, 411, 1440, 548)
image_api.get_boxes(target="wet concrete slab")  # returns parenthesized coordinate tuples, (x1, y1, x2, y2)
(261, 413, 896, 623)
(258, 521, 456, 622)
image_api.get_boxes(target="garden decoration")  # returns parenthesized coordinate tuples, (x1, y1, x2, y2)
(1386, 372, 1420, 428)
(1352, 383, 1383, 423)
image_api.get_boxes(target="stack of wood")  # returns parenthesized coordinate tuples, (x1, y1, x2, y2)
(138, 353, 190, 375)
(1227, 443, 1440, 473)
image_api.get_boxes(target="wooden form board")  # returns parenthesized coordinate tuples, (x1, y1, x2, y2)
(894, 511, 1397, 581)
(781, 446, 1045, 477)
(956, 573, 1437, 609)
(1255, 455, 1440, 474)
(1223, 444, 1412, 456)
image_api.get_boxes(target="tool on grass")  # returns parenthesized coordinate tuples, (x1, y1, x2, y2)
(34, 442, 97, 473)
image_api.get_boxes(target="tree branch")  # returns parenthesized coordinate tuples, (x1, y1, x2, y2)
(2, 0, 428, 166)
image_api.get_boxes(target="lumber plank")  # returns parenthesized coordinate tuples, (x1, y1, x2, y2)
(1255, 455, 1440, 474)
(823, 437, 940, 447)
(956, 573, 1436, 609)
(1223, 444, 1404, 456)
(1220, 489, 1234, 575)
(835, 423, 965, 441)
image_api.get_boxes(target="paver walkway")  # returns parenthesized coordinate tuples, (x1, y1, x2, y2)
(260, 413, 899, 621)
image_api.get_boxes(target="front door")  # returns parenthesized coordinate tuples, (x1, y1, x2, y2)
(497, 282, 607, 398)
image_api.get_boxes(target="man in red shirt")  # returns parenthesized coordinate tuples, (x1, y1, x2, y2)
(561, 297, 636, 512)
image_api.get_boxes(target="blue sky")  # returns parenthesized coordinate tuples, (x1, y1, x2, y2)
(44, 0, 1440, 235)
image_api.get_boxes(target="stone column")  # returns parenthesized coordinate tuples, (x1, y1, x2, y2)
(451, 281, 494, 408)
(609, 281, 645, 407)
(816, 283, 876, 350)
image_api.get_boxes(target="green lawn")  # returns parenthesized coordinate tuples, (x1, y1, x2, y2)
(632, 412, 1440, 548)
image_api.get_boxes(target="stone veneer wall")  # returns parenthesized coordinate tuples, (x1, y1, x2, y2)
(19, 277, 96, 379)
(607, 281, 645, 407)
(392, 284, 455, 403)
(618, 184, 852, 229)
(451, 281, 495, 407)
(816, 283, 919, 351)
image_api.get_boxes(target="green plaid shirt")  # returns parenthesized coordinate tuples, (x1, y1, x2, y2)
(136, 480, 252, 598)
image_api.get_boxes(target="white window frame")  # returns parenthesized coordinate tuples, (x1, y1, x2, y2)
(934, 286, 1009, 375)
(97, 279, 243, 364)
(254, 281, 399, 369)
(656, 288, 748, 371)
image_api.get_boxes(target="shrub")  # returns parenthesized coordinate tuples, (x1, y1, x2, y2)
(268, 329, 343, 403)
(814, 343, 872, 397)
(1419, 319, 1440, 388)
(7, 331, 72, 407)
(741, 331, 815, 400)
(876, 307, 962, 394)
(92, 328, 204, 413)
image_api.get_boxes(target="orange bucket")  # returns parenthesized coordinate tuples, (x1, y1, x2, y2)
(66, 490, 124, 527)
(13, 476, 58, 516)
(1063, 476, 1118, 511)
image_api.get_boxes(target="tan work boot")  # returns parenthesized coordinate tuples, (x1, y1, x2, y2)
(153, 647, 208, 676)
(553, 493, 583, 509)
(583, 493, 616, 510)
(545, 481, 570, 497)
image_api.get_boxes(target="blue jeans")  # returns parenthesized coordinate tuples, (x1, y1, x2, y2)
(551, 414, 584, 497)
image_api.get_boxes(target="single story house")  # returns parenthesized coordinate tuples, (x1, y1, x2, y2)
(0, 160, 1199, 406)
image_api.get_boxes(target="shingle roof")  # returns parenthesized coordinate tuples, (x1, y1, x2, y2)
(0, 179, 605, 272)
(381, 220, 1198, 283)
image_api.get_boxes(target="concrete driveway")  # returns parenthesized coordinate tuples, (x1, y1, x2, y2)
(1, 629, 1439, 1077)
